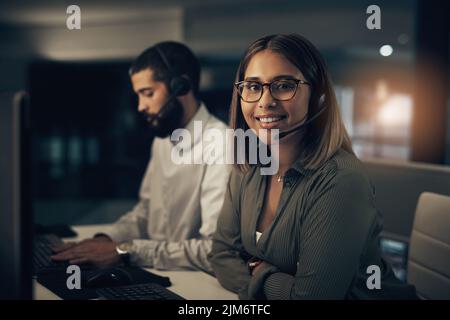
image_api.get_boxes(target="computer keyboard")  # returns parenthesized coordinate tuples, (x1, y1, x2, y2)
(33, 234, 69, 274)
(97, 283, 185, 300)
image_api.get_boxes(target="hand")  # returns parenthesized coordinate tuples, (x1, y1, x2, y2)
(251, 261, 271, 276)
(51, 237, 121, 268)
(51, 235, 112, 254)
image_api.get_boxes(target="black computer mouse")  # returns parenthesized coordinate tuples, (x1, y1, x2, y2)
(86, 267, 133, 288)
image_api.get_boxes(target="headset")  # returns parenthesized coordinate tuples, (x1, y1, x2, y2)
(155, 45, 191, 97)
(145, 45, 192, 125)
(278, 94, 327, 139)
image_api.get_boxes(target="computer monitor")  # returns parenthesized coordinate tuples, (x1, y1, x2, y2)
(0, 91, 33, 299)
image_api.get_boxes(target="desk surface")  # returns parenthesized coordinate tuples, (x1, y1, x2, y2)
(34, 224, 237, 300)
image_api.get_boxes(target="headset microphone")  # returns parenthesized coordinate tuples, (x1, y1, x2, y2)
(144, 85, 186, 125)
(278, 95, 326, 139)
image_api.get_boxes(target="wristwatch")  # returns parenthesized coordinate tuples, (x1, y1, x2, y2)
(115, 241, 133, 265)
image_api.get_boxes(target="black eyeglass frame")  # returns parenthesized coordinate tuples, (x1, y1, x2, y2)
(234, 78, 311, 102)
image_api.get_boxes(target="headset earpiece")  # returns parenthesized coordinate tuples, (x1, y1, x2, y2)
(170, 76, 191, 96)
(155, 45, 191, 97)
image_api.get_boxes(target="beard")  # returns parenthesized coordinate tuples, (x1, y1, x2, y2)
(143, 98, 184, 138)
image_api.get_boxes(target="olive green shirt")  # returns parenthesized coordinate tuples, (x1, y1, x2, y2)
(208, 148, 416, 299)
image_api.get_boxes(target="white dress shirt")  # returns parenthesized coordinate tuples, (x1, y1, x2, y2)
(107, 103, 230, 273)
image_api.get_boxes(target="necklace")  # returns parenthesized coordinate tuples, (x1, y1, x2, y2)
(276, 174, 284, 182)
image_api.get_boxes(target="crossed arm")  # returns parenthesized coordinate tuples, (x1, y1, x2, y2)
(208, 170, 378, 299)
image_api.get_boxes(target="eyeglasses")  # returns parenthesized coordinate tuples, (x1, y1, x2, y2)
(235, 78, 310, 103)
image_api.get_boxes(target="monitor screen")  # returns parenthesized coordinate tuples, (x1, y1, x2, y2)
(0, 91, 32, 299)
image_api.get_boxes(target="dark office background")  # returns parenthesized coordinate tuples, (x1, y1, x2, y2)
(23, 59, 234, 225)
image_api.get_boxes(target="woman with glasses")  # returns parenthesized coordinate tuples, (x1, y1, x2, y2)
(208, 34, 416, 299)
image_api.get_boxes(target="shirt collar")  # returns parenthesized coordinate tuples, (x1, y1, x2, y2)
(170, 102, 210, 148)
(256, 157, 315, 179)
(290, 160, 314, 177)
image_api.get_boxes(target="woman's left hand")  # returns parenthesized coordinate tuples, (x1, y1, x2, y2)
(251, 261, 273, 276)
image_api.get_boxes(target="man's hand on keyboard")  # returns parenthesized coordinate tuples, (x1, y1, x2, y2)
(51, 237, 121, 268)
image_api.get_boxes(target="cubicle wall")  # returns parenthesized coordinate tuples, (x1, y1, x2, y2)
(363, 158, 450, 241)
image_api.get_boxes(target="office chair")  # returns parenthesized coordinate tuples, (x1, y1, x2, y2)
(407, 192, 450, 299)
(364, 158, 450, 240)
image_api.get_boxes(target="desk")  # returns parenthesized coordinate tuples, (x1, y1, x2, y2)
(33, 224, 237, 300)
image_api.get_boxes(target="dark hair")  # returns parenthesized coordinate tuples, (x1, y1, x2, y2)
(229, 34, 353, 171)
(129, 41, 201, 99)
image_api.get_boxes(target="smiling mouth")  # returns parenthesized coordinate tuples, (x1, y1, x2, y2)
(255, 115, 287, 123)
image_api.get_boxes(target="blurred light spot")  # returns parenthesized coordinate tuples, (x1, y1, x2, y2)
(398, 34, 409, 45)
(378, 94, 412, 127)
(68, 135, 82, 171)
(379, 45, 393, 57)
(49, 135, 63, 162)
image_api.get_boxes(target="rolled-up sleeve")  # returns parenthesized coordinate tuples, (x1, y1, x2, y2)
(129, 161, 231, 274)
(117, 135, 231, 273)
(127, 237, 213, 273)
(106, 200, 149, 243)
